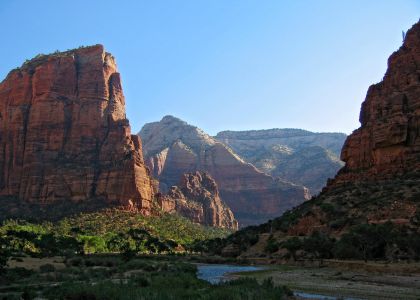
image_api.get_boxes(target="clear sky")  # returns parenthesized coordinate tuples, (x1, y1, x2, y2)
(0, 1, 419, 135)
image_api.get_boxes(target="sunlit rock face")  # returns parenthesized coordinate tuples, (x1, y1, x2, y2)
(216, 129, 346, 194)
(159, 171, 238, 230)
(0, 45, 155, 214)
(140, 116, 310, 226)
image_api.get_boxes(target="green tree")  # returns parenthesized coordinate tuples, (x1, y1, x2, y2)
(282, 237, 302, 261)
(303, 231, 334, 264)
(0, 237, 9, 275)
(265, 235, 279, 254)
(78, 235, 106, 254)
(334, 223, 393, 261)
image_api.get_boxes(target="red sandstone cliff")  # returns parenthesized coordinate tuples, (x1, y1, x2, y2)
(0, 45, 155, 214)
(219, 21, 420, 258)
(159, 172, 238, 230)
(288, 21, 420, 236)
(332, 22, 420, 185)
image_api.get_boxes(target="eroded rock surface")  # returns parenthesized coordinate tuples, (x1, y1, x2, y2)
(0, 45, 155, 215)
(222, 21, 420, 258)
(334, 23, 420, 184)
(159, 172, 238, 229)
(286, 21, 420, 235)
(140, 116, 310, 226)
(216, 129, 346, 194)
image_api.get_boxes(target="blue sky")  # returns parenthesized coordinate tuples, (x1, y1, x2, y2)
(0, 1, 418, 135)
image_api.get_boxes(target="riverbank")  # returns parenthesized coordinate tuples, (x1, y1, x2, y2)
(3, 255, 420, 299)
(229, 261, 420, 299)
(1, 255, 292, 299)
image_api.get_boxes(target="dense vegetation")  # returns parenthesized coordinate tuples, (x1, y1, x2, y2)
(199, 221, 420, 261)
(0, 210, 294, 299)
(0, 209, 231, 257)
(197, 177, 420, 261)
(0, 256, 291, 299)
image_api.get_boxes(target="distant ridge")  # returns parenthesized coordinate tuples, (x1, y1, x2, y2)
(139, 115, 310, 226)
(215, 129, 346, 193)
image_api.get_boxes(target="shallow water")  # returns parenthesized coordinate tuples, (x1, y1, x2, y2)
(196, 264, 263, 284)
(293, 291, 362, 300)
(196, 264, 363, 300)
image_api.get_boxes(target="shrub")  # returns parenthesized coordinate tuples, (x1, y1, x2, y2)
(320, 203, 335, 215)
(281, 237, 302, 261)
(39, 263, 56, 273)
(265, 235, 279, 254)
(303, 231, 334, 261)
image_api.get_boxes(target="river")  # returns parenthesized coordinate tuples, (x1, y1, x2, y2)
(196, 264, 363, 300)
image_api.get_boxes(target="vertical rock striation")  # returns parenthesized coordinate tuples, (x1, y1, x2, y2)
(159, 172, 238, 230)
(216, 129, 346, 194)
(218, 21, 420, 257)
(140, 116, 310, 226)
(331, 21, 420, 186)
(0, 45, 155, 214)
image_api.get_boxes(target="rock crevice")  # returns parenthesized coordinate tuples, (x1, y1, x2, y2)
(0, 45, 155, 213)
(159, 171, 238, 230)
(139, 116, 310, 226)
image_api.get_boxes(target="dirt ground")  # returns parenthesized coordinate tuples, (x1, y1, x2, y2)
(231, 261, 420, 300)
(7, 256, 66, 271)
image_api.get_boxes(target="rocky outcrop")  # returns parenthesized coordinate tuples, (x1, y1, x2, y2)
(216, 129, 346, 194)
(0, 45, 156, 215)
(219, 21, 420, 258)
(331, 22, 420, 185)
(288, 20, 420, 232)
(291, 19, 420, 233)
(140, 116, 310, 226)
(159, 172, 238, 229)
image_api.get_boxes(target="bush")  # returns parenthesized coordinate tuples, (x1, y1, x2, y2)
(265, 235, 279, 254)
(328, 218, 348, 229)
(335, 223, 392, 261)
(303, 231, 334, 260)
(320, 203, 335, 213)
(0, 238, 9, 274)
(44, 275, 289, 300)
(79, 235, 107, 254)
(39, 263, 56, 273)
(281, 237, 302, 261)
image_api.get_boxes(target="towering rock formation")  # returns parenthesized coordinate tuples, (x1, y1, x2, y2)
(216, 129, 346, 194)
(159, 172, 238, 229)
(283, 21, 420, 235)
(220, 21, 420, 258)
(332, 24, 420, 185)
(139, 116, 310, 226)
(0, 45, 155, 215)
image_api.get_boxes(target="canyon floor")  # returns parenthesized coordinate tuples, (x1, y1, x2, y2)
(231, 260, 420, 299)
(2, 255, 420, 299)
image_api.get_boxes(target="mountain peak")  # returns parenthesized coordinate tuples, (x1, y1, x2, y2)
(161, 115, 187, 124)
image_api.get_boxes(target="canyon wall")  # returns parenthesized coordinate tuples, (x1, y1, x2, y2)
(219, 21, 420, 258)
(140, 116, 310, 226)
(333, 23, 420, 184)
(159, 172, 238, 229)
(216, 129, 346, 194)
(0, 45, 155, 215)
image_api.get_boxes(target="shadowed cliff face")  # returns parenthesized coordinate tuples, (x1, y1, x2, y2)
(215, 130, 346, 194)
(139, 116, 310, 226)
(288, 20, 420, 234)
(220, 21, 420, 259)
(0, 45, 155, 214)
(335, 22, 420, 183)
(159, 171, 238, 230)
